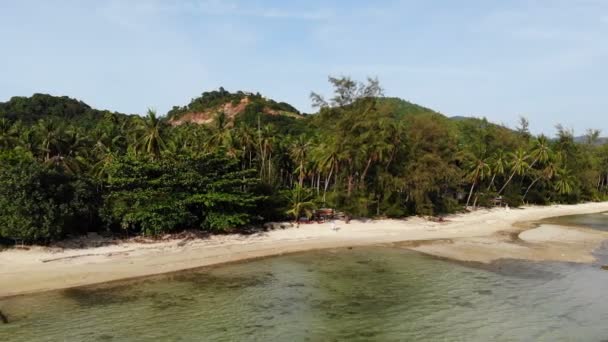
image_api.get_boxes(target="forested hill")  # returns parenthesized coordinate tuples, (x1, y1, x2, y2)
(0, 93, 134, 126)
(166, 88, 303, 126)
(2, 77, 608, 244)
(377, 97, 445, 119)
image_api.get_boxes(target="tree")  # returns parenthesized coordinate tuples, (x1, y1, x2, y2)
(487, 150, 507, 190)
(100, 154, 265, 235)
(0, 153, 97, 243)
(465, 156, 491, 207)
(554, 168, 575, 196)
(498, 149, 530, 195)
(289, 135, 312, 187)
(529, 135, 551, 168)
(135, 109, 166, 159)
(522, 152, 559, 202)
(285, 185, 315, 226)
(584, 129, 601, 145)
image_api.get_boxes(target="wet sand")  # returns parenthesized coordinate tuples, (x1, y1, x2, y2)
(1, 202, 607, 297)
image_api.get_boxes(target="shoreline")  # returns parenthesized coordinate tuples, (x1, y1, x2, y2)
(1, 202, 608, 298)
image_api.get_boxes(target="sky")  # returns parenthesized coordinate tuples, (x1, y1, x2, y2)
(1, 0, 607, 135)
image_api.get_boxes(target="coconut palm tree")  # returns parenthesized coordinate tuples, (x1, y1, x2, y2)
(465, 156, 491, 207)
(529, 135, 551, 168)
(286, 185, 316, 227)
(206, 112, 232, 152)
(312, 139, 343, 202)
(522, 153, 560, 202)
(234, 124, 257, 169)
(487, 150, 506, 191)
(554, 168, 575, 195)
(257, 124, 275, 181)
(290, 135, 312, 187)
(35, 118, 66, 161)
(498, 148, 530, 195)
(135, 109, 166, 159)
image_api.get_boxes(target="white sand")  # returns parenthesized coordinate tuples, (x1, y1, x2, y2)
(1, 202, 608, 297)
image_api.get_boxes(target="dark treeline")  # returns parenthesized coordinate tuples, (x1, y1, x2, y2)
(1, 77, 608, 243)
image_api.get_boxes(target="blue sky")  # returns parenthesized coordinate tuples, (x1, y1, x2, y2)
(1, 0, 607, 135)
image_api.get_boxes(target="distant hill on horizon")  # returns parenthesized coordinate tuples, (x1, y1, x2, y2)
(0, 93, 135, 126)
(3, 93, 605, 145)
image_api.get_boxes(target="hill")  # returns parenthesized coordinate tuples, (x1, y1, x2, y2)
(0, 93, 133, 126)
(376, 97, 445, 119)
(167, 88, 302, 126)
(574, 136, 608, 145)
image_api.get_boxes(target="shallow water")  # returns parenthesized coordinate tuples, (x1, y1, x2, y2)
(1, 213, 608, 341)
(541, 211, 608, 231)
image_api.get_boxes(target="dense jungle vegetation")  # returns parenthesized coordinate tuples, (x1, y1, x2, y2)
(1, 77, 608, 243)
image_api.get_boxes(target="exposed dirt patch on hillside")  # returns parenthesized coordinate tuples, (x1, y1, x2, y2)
(168, 97, 296, 126)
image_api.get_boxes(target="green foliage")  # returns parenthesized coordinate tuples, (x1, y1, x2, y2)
(0, 93, 132, 127)
(100, 154, 265, 236)
(285, 185, 316, 222)
(2, 77, 608, 244)
(0, 152, 98, 242)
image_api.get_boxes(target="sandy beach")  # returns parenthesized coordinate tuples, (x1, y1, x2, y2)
(1, 202, 608, 298)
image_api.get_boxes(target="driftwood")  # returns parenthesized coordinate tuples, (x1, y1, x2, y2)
(0, 310, 8, 324)
(41, 250, 134, 263)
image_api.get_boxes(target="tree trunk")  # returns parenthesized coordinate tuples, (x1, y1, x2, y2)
(522, 177, 540, 203)
(466, 180, 476, 208)
(323, 164, 334, 203)
(487, 174, 497, 191)
(498, 170, 517, 195)
(298, 160, 304, 187)
(316, 173, 321, 194)
(268, 152, 272, 181)
(360, 156, 374, 187)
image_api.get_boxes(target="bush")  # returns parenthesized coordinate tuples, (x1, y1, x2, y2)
(0, 154, 98, 243)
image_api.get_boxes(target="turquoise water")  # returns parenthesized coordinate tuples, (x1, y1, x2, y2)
(1, 213, 608, 341)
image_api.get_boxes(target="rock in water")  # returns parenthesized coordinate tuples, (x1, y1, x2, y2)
(601, 265, 608, 271)
(0, 310, 7, 324)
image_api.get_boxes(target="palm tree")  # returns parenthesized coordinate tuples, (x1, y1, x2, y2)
(257, 124, 275, 181)
(35, 118, 66, 161)
(206, 112, 232, 152)
(136, 109, 166, 159)
(487, 150, 506, 191)
(529, 135, 551, 168)
(312, 139, 342, 202)
(465, 156, 491, 207)
(286, 185, 316, 227)
(290, 135, 311, 187)
(498, 148, 530, 195)
(554, 168, 575, 195)
(234, 124, 257, 169)
(49, 127, 90, 174)
(522, 154, 559, 202)
(91, 151, 116, 181)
